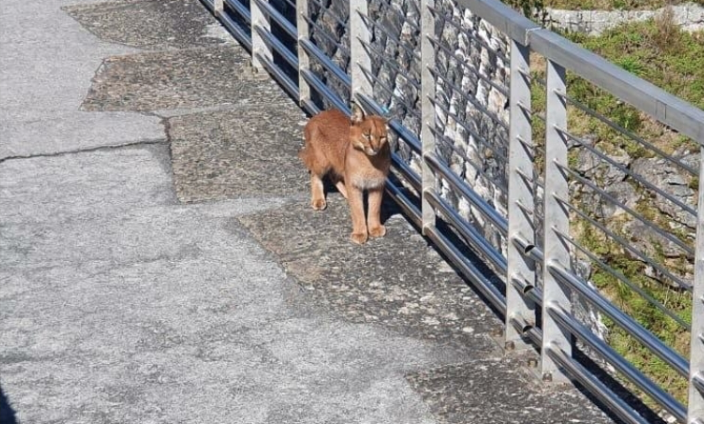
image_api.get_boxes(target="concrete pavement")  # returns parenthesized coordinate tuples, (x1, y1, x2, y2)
(0, 0, 620, 423)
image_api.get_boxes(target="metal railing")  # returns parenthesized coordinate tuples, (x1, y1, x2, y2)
(200, 0, 704, 422)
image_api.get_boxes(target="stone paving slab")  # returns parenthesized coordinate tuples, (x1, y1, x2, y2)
(238, 196, 504, 355)
(0, 145, 175, 225)
(407, 358, 615, 424)
(169, 106, 309, 202)
(82, 45, 291, 112)
(64, 0, 231, 50)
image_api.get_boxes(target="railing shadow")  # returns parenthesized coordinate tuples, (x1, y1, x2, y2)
(0, 381, 18, 424)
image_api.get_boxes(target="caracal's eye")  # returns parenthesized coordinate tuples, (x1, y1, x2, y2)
(363, 133, 371, 140)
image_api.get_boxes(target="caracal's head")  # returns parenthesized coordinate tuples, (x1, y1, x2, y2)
(349, 104, 389, 157)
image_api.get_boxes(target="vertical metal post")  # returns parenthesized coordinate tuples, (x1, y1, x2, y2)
(250, 0, 271, 72)
(505, 40, 535, 348)
(687, 147, 704, 424)
(541, 58, 571, 383)
(420, 0, 435, 235)
(296, 0, 310, 106)
(349, 0, 371, 102)
(214, 0, 223, 16)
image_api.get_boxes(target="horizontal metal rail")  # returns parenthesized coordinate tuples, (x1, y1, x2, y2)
(201, 0, 215, 11)
(391, 154, 421, 192)
(428, 97, 509, 163)
(386, 180, 422, 227)
(528, 29, 704, 143)
(426, 189, 507, 274)
(359, 39, 421, 90)
(548, 304, 686, 422)
(308, 0, 348, 27)
(254, 25, 298, 69)
(254, 52, 299, 99)
(694, 373, 704, 395)
(425, 152, 509, 236)
(548, 261, 689, 378)
(511, 234, 544, 264)
(357, 66, 422, 121)
(303, 15, 350, 56)
(429, 67, 509, 132)
(454, 0, 539, 45)
(358, 12, 420, 60)
(425, 223, 507, 315)
(558, 164, 693, 256)
(281, 0, 297, 11)
(561, 93, 698, 176)
(301, 68, 349, 113)
(219, 4, 252, 50)
(556, 194, 691, 291)
(299, 38, 351, 87)
(554, 228, 691, 330)
(252, 0, 297, 39)
(225, 0, 251, 23)
(510, 273, 542, 306)
(546, 343, 651, 424)
(559, 128, 696, 218)
(431, 126, 508, 194)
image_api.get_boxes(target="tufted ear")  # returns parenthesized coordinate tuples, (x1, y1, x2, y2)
(350, 103, 365, 124)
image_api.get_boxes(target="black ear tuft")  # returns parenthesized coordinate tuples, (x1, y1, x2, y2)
(351, 103, 365, 124)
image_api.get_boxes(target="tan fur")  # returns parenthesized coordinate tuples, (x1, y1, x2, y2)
(298, 105, 390, 244)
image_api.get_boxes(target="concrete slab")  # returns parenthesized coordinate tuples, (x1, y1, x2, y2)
(81, 46, 291, 112)
(0, 112, 165, 160)
(0, 145, 175, 225)
(238, 197, 504, 354)
(169, 106, 309, 202)
(64, 0, 232, 50)
(0, 0, 164, 158)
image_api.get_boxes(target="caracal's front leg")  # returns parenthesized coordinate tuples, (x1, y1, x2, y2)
(367, 187, 386, 238)
(347, 184, 368, 244)
(310, 173, 326, 210)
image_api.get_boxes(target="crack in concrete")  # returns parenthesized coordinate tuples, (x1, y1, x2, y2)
(0, 138, 168, 164)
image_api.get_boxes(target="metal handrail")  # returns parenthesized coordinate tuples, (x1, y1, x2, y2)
(548, 261, 689, 378)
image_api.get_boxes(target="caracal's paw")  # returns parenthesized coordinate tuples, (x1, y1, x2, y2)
(350, 231, 368, 245)
(368, 225, 386, 238)
(311, 199, 327, 211)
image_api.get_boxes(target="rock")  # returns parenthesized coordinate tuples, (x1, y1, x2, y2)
(622, 219, 692, 261)
(546, 3, 704, 35)
(631, 158, 697, 229)
(582, 180, 640, 220)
